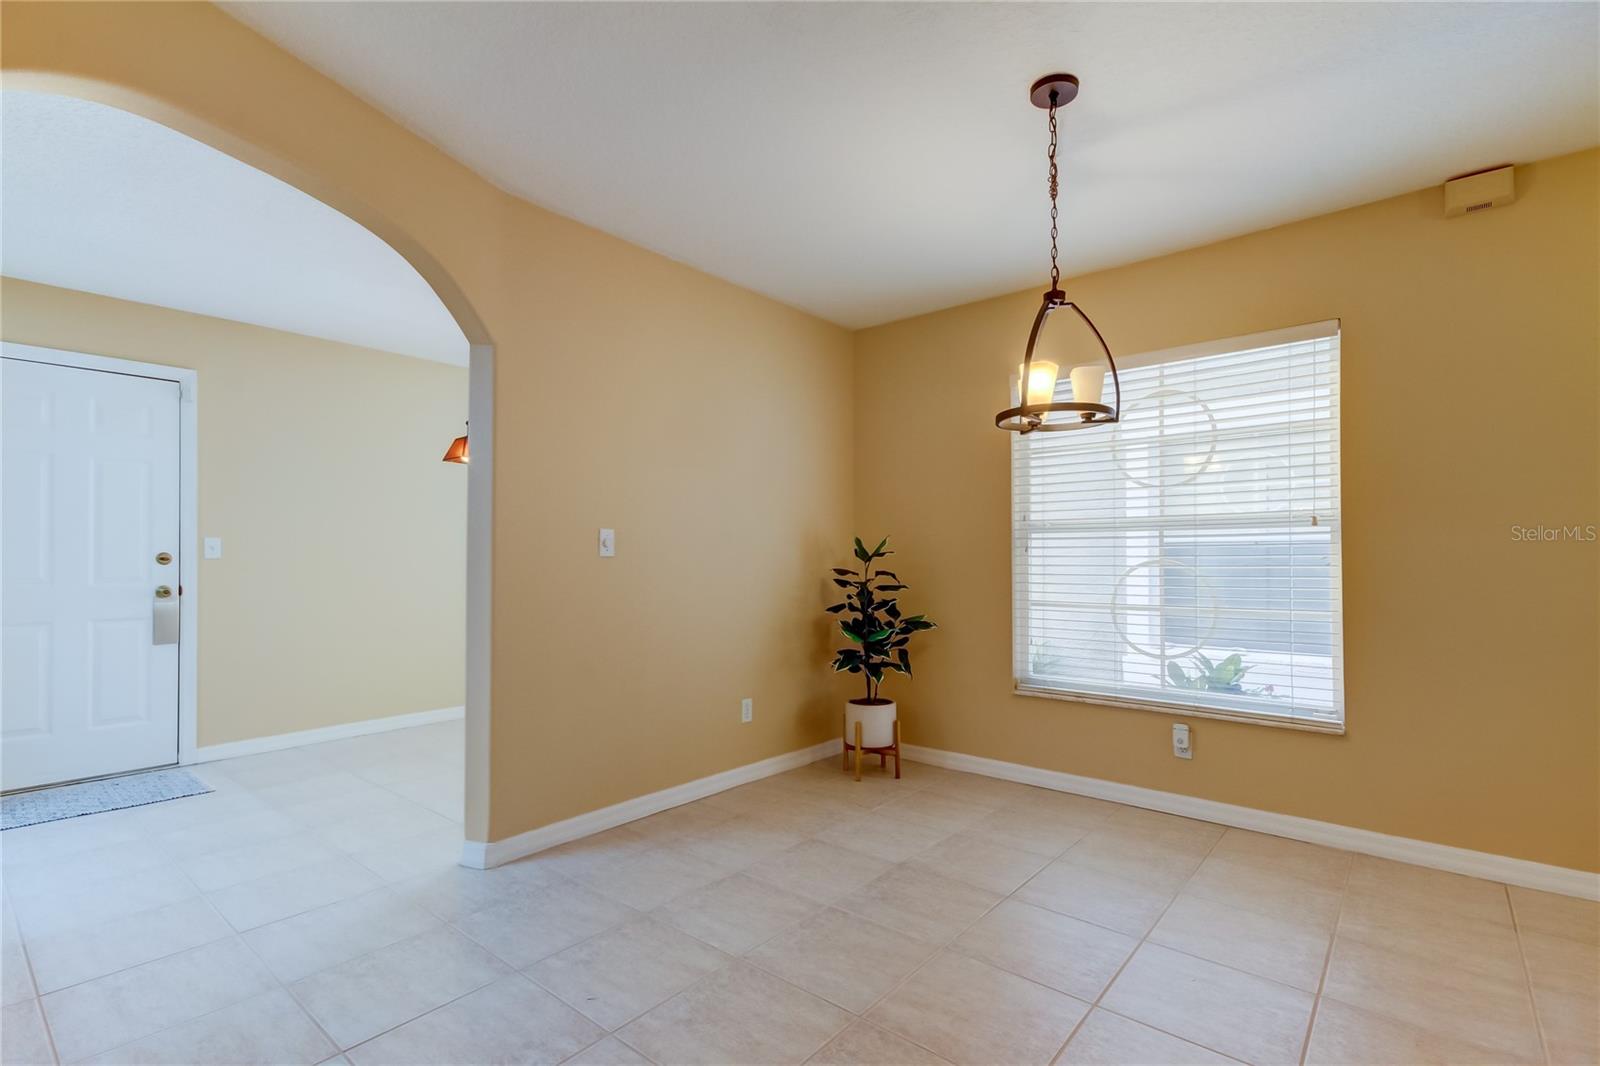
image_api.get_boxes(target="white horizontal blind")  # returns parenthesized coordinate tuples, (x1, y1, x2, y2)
(1013, 322, 1343, 727)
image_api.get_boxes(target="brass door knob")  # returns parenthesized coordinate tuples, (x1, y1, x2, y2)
(156, 552, 173, 565)
(155, 585, 173, 599)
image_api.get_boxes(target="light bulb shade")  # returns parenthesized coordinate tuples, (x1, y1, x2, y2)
(1017, 359, 1060, 407)
(442, 433, 469, 464)
(996, 291, 1120, 433)
(1069, 364, 1105, 406)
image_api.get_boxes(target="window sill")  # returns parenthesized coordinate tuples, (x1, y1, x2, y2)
(1013, 683, 1346, 735)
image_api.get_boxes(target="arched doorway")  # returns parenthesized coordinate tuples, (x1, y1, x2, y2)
(0, 79, 495, 854)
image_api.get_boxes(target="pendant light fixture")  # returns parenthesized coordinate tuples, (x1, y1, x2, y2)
(442, 422, 469, 464)
(995, 74, 1121, 434)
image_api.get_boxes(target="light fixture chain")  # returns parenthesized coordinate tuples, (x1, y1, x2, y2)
(1047, 98, 1060, 290)
(998, 73, 1118, 435)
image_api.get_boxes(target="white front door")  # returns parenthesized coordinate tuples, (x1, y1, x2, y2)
(2, 356, 182, 790)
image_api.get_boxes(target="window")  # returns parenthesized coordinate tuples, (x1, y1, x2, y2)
(1012, 321, 1343, 730)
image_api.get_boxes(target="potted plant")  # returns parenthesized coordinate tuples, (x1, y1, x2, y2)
(1165, 652, 1251, 693)
(827, 537, 936, 770)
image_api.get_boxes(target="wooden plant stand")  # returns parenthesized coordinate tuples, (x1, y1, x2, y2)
(842, 713, 901, 781)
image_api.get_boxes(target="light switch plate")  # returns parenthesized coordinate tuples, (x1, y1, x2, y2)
(741, 698, 753, 723)
(203, 537, 223, 559)
(598, 528, 615, 557)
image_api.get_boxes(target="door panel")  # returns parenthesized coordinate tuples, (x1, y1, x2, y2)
(2, 356, 181, 790)
(89, 619, 152, 726)
(1, 625, 50, 734)
(4, 452, 51, 585)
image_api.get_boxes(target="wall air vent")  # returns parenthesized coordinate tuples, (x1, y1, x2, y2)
(1444, 166, 1515, 218)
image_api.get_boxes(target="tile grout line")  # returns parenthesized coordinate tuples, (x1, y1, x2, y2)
(135, 746, 456, 1059)
(217, 739, 502, 1059)
(271, 805, 601, 1054)
(1046, 821, 1235, 1065)
(341, 750, 468, 832)
(4, 884, 64, 1066)
(657, 774, 952, 1063)
(335, 967, 546, 1062)
(1295, 850, 1354, 1065)
(443, 839, 800, 1057)
(1504, 884, 1554, 1066)
(5, 731, 453, 1063)
(38, 833, 345, 1061)
(13, 811, 255, 1062)
(13, 851, 241, 997)
(896, 811, 1317, 1063)
(732, 780, 1338, 1065)
(556, 767, 982, 1065)
(782, 783, 1133, 1060)
(145, 800, 354, 1062)
(810, 783, 1076, 1061)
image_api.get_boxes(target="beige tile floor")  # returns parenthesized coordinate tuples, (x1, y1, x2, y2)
(2, 721, 1596, 1065)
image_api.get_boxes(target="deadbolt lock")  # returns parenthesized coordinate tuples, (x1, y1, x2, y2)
(156, 552, 173, 565)
(155, 585, 173, 600)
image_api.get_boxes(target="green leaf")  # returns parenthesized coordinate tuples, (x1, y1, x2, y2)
(1166, 662, 1188, 687)
(831, 578, 853, 588)
(831, 568, 856, 576)
(870, 537, 889, 558)
(875, 583, 908, 592)
(853, 537, 870, 563)
(825, 603, 848, 614)
(840, 621, 863, 643)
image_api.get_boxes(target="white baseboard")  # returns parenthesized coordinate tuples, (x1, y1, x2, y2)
(460, 738, 843, 870)
(189, 706, 465, 763)
(902, 744, 1600, 901)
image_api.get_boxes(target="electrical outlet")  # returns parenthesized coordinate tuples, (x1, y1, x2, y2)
(740, 698, 753, 723)
(1172, 723, 1192, 759)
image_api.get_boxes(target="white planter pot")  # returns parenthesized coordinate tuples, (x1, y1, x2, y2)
(846, 699, 897, 749)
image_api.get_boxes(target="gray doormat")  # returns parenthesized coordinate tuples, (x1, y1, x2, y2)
(2, 768, 213, 830)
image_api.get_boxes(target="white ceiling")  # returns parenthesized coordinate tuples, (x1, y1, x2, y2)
(224, 1, 1599, 329)
(0, 91, 468, 364)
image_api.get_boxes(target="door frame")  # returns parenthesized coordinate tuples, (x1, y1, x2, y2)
(2, 341, 200, 768)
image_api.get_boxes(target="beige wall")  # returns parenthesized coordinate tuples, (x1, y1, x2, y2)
(1, 278, 469, 747)
(491, 214, 856, 835)
(1, 2, 855, 841)
(854, 149, 1600, 872)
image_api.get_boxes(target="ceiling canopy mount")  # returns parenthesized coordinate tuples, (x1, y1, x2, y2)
(1028, 73, 1080, 110)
